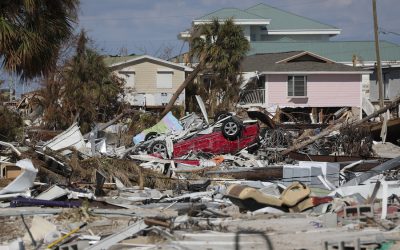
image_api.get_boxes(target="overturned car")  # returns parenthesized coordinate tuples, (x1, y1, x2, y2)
(148, 116, 260, 158)
(129, 96, 264, 159)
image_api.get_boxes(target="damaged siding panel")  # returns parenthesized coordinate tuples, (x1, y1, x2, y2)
(267, 74, 361, 107)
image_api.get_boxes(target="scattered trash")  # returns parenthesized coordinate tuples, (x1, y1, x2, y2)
(1, 95, 400, 249)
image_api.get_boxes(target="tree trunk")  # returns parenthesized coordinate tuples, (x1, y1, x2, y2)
(83, 109, 135, 139)
(281, 95, 400, 155)
(161, 64, 202, 117)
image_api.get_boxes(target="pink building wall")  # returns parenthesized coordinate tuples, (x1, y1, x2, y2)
(267, 74, 361, 107)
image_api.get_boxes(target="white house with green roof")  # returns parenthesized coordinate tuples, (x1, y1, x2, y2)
(177, 3, 400, 107)
(105, 55, 192, 107)
(179, 3, 341, 42)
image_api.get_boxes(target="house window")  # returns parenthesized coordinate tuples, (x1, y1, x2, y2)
(156, 71, 173, 88)
(257, 75, 265, 89)
(383, 73, 389, 100)
(288, 76, 307, 97)
(119, 71, 135, 88)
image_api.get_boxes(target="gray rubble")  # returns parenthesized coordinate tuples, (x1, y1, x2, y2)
(1, 97, 400, 250)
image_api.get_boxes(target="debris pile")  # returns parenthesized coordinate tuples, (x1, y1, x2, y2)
(1, 96, 400, 249)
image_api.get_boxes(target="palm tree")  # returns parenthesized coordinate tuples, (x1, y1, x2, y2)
(0, 0, 79, 79)
(161, 18, 249, 116)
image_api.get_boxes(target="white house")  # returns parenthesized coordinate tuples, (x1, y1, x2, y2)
(105, 55, 192, 107)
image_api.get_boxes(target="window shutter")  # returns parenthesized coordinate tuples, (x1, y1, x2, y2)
(157, 72, 173, 88)
(288, 76, 294, 96)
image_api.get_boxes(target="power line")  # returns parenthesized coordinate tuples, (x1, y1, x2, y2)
(80, 13, 196, 22)
(379, 27, 400, 36)
(96, 38, 180, 42)
(273, 0, 330, 9)
(78, 0, 334, 22)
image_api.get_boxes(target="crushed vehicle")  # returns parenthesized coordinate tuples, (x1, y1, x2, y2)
(149, 116, 260, 158)
(129, 96, 263, 159)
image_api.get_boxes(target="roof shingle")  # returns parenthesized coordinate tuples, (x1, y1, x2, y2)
(249, 41, 400, 62)
(241, 51, 366, 72)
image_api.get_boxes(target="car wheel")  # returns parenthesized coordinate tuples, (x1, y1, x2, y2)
(214, 111, 232, 122)
(222, 117, 242, 140)
(150, 141, 167, 155)
(145, 132, 159, 141)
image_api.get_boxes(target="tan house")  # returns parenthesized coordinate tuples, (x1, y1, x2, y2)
(105, 55, 192, 107)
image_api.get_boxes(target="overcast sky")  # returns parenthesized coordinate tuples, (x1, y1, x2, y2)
(78, 0, 400, 58)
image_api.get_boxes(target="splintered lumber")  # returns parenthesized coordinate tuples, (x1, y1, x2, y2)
(205, 166, 283, 180)
(204, 161, 380, 181)
(281, 95, 400, 155)
(343, 155, 400, 186)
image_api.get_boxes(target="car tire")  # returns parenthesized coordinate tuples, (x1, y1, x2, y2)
(214, 111, 232, 122)
(221, 117, 242, 140)
(145, 132, 159, 141)
(149, 141, 167, 155)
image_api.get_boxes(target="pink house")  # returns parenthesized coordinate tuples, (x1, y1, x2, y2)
(240, 51, 370, 117)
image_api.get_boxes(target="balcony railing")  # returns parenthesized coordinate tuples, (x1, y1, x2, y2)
(239, 89, 265, 105)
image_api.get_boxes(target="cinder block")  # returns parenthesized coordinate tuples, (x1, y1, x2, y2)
(343, 205, 373, 219)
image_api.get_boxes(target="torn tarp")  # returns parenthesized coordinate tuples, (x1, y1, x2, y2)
(133, 112, 183, 144)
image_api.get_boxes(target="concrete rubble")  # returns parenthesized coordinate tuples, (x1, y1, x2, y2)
(1, 97, 400, 250)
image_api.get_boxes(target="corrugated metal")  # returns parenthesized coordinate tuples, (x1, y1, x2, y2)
(195, 8, 265, 20)
(246, 3, 338, 30)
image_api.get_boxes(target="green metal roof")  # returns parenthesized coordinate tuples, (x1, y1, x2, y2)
(103, 55, 140, 67)
(195, 8, 266, 21)
(249, 41, 400, 62)
(245, 3, 339, 31)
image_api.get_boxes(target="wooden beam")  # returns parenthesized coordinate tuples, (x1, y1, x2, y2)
(281, 95, 400, 155)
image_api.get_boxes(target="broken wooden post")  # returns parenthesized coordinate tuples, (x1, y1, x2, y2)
(282, 95, 400, 155)
(144, 218, 171, 228)
(161, 65, 202, 117)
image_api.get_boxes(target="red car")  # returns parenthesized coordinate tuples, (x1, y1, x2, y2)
(149, 117, 260, 158)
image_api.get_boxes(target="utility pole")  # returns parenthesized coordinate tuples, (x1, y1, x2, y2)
(373, 0, 384, 108)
